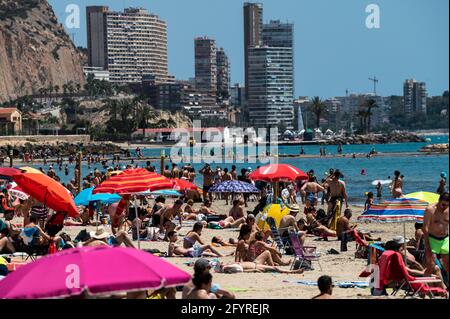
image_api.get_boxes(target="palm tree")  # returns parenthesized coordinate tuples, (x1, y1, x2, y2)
(364, 99, 378, 134)
(308, 96, 327, 129)
(357, 109, 367, 134)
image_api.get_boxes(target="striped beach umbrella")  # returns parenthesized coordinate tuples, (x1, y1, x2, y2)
(357, 198, 429, 223)
(92, 168, 174, 195)
(208, 180, 260, 193)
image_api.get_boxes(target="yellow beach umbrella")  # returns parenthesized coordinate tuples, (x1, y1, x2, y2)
(405, 192, 440, 204)
(19, 167, 43, 174)
(256, 203, 290, 231)
(106, 170, 123, 177)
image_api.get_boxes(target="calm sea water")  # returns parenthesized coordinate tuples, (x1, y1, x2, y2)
(24, 135, 449, 204)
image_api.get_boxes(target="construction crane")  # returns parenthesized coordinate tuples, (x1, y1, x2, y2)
(369, 76, 379, 95)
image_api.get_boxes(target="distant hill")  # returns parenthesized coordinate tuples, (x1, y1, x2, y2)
(0, 0, 85, 102)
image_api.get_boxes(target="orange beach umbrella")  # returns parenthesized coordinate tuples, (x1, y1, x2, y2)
(12, 173, 79, 217)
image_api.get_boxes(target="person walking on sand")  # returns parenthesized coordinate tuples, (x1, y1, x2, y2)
(423, 192, 449, 276)
(312, 275, 334, 299)
(199, 164, 214, 202)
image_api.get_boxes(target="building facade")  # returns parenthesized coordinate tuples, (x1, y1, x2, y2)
(247, 46, 294, 128)
(216, 48, 230, 102)
(403, 79, 427, 114)
(0, 108, 22, 136)
(194, 37, 217, 94)
(243, 2, 263, 100)
(86, 7, 171, 84)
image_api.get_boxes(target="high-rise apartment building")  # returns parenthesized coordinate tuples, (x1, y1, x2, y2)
(86, 7, 171, 84)
(216, 48, 230, 101)
(243, 2, 263, 99)
(403, 79, 427, 114)
(247, 46, 294, 128)
(194, 37, 217, 94)
(262, 20, 294, 48)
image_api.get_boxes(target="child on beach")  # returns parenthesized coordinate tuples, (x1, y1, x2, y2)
(364, 192, 374, 211)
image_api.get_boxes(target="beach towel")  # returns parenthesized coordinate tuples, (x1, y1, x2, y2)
(283, 280, 370, 288)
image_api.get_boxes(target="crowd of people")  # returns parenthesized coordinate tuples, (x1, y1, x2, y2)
(0, 154, 448, 299)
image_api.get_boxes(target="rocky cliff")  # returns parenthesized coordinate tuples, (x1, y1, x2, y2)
(0, 0, 85, 103)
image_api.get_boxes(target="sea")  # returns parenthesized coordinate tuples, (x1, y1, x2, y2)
(21, 135, 449, 205)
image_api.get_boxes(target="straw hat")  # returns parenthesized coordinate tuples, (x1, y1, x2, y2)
(89, 226, 111, 240)
(287, 204, 300, 214)
(392, 235, 405, 245)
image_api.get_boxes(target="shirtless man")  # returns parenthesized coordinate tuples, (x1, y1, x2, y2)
(391, 170, 403, 198)
(171, 163, 180, 179)
(301, 176, 325, 209)
(278, 205, 306, 245)
(336, 209, 380, 242)
(423, 192, 449, 276)
(312, 276, 333, 299)
(222, 168, 233, 205)
(155, 199, 184, 240)
(162, 165, 172, 179)
(199, 164, 214, 202)
(326, 170, 348, 229)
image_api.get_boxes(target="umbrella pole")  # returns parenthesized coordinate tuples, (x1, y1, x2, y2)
(403, 222, 407, 263)
(134, 195, 140, 250)
(273, 182, 279, 204)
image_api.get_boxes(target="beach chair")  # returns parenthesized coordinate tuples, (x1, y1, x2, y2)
(435, 258, 449, 289)
(17, 228, 49, 261)
(288, 228, 322, 271)
(266, 217, 291, 254)
(377, 250, 447, 298)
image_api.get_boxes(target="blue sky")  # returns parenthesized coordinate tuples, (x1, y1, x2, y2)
(48, 0, 449, 98)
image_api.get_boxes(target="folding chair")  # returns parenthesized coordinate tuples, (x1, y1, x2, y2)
(266, 217, 291, 254)
(288, 228, 322, 271)
(378, 250, 447, 298)
(18, 228, 49, 261)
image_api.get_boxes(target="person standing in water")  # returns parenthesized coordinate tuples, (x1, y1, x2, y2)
(391, 170, 403, 198)
(437, 172, 447, 195)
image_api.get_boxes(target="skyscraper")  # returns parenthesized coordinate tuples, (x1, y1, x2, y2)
(247, 46, 294, 128)
(243, 3, 263, 99)
(86, 7, 171, 84)
(194, 37, 217, 94)
(216, 48, 230, 101)
(403, 79, 427, 114)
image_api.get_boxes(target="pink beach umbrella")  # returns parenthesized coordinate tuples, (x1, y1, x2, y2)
(0, 246, 191, 299)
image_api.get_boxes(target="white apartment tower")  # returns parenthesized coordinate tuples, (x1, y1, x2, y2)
(87, 7, 171, 84)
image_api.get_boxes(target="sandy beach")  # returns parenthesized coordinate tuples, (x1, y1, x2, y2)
(9, 199, 424, 299)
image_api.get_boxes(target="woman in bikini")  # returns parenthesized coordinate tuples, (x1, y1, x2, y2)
(168, 231, 219, 258)
(248, 231, 291, 266)
(183, 200, 198, 221)
(183, 222, 225, 257)
(391, 170, 403, 198)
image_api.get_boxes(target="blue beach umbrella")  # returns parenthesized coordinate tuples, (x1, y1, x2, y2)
(74, 187, 121, 206)
(208, 180, 260, 193)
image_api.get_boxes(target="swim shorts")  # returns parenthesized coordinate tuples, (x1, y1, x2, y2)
(429, 234, 449, 255)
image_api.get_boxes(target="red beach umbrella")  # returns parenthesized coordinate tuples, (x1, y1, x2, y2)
(248, 164, 308, 182)
(0, 167, 22, 180)
(93, 168, 174, 195)
(172, 178, 198, 191)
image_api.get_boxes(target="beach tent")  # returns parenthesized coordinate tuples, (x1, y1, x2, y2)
(256, 203, 290, 231)
(0, 246, 191, 299)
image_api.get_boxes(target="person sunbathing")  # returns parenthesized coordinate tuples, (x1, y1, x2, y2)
(22, 215, 63, 250)
(303, 211, 337, 238)
(209, 216, 246, 229)
(182, 200, 198, 221)
(215, 261, 304, 274)
(168, 231, 221, 258)
(212, 236, 237, 247)
(336, 209, 381, 242)
(182, 223, 226, 257)
(248, 231, 291, 266)
(83, 226, 135, 248)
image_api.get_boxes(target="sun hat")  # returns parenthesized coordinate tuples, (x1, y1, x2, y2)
(89, 226, 111, 240)
(392, 235, 405, 245)
(287, 204, 300, 213)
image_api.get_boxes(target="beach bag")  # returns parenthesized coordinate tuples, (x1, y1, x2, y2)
(355, 245, 369, 259)
(146, 227, 160, 241)
(293, 259, 312, 271)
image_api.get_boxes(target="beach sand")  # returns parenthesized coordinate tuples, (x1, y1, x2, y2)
(10, 199, 422, 299)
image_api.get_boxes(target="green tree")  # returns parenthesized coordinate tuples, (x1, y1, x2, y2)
(364, 99, 378, 134)
(308, 96, 327, 129)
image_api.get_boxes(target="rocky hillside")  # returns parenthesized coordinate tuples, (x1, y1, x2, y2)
(0, 0, 85, 103)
